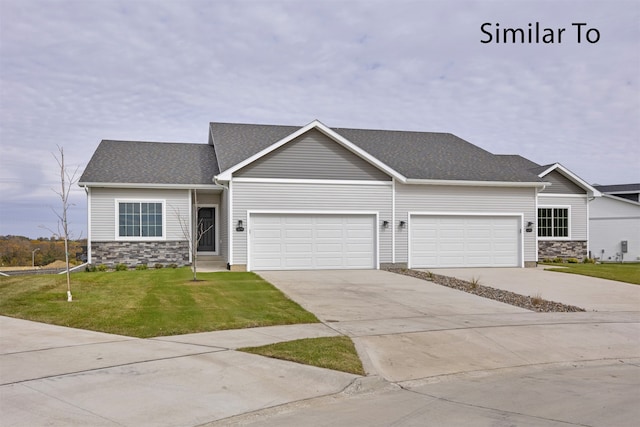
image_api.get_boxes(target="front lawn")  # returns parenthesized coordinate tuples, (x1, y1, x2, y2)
(0, 268, 319, 337)
(544, 263, 640, 285)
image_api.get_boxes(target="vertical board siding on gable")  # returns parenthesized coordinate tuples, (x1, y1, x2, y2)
(234, 129, 391, 181)
(90, 188, 190, 241)
(232, 181, 392, 265)
(540, 171, 585, 194)
(395, 184, 537, 263)
(538, 195, 587, 240)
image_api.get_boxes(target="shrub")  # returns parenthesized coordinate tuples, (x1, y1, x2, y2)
(154, 263, 164, 269)
(469, 276, 481, 289)
(115, 263, 128, 271)
(97, 264, 108, 272)
(567, 258, 579, 264)
(531, 292, 544, 306)
(135, 264, 148, 270)
(168, 263, 178, 269)
(85, 264, 96, 272)
(553, 257, 564, 263)
(583, 257, 596, 264)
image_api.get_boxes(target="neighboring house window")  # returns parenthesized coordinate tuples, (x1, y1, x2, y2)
(118, 202, 163, 237)
(538, 207, 569, 238)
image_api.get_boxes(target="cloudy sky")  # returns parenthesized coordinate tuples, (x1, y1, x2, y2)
(1, 0, 638, 238)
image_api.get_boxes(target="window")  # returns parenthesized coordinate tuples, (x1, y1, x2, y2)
(538, 207, 569, 238)
(118, 202, 163, 237)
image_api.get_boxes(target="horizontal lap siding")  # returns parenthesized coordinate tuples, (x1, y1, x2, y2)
(235, 129, 390, 181)
(395, 184, 537, 263)
(90, 188, 190, 241)
(538, 195, 587, 240)
(232, 181, 392, 265)
(540, 171, 585, 194)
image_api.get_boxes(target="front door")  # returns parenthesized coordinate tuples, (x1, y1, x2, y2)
(197, 207, 216, 252)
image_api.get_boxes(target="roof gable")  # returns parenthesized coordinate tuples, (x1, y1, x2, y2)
(215, 120, 404, 181)
(536, 163, 600, 196)
(235, 128, 391, 181)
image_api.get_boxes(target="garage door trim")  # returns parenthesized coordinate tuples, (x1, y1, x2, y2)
(247, 210, 380, 271)
(408, 211, 524, 268)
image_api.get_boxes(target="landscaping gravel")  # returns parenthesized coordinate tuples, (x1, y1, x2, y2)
(385, 268, 586, 312)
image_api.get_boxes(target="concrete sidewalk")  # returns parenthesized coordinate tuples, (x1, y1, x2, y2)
(428, 267, 640, 312)
(0, 317, 355, 427)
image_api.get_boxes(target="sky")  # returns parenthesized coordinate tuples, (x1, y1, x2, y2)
(1, 0, 638, 239)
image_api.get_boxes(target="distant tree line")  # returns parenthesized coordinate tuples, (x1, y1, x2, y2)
(0, 235, 86, 267)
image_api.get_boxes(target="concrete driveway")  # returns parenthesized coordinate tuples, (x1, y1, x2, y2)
(247, 269, 640, 426)
(430, 266, 640, 312)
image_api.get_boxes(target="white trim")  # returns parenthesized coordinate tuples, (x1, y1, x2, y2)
(79, 182, 224, 190)
(232, 177, 392, 186)
(188, 190, 193, 263)
(87, 187, 92, 264)
(407, 212, 525, 268)
(537, 205, 572, 241)
(195, 203, 219, 256)
(586, 197, 590, 257)
(392, 178, 396, 264)
(537, 163, 601, 197)
(246, 210, 380, 272)
(114, 199, 167, 241)
(538, 193, 588, 198)
(216, 120, 405, 182)
(405, 178, 546, 188)
(228, 181, 234, 265)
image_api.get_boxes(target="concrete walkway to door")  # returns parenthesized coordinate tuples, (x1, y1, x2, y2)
(428, 267, 640, 312)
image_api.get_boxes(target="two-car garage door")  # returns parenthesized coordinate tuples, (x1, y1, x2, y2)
(249, 213, 376, 270)
(410, 215, 520, 268)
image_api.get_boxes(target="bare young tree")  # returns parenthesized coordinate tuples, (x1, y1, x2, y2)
(175, 189, 214, 281)
(50, 146, 81, 301)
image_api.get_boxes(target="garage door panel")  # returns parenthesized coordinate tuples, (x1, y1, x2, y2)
(411, 215, 519, 268)
(250, 214, 375, 270)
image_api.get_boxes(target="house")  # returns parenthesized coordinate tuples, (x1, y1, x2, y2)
(590, 184, 640, 262)
(78, 120, 599, 271)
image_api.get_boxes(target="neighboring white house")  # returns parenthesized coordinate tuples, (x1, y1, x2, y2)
(590, 184, 640, 262)
(79, 120, 599, 271)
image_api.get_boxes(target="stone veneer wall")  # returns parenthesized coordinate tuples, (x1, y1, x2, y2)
(538, 241, 587, 260)
(91, 241, 190, 267)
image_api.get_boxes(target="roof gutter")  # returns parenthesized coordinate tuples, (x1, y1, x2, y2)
(78, 182, 225, 190)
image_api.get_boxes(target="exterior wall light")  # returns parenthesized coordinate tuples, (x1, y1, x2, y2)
(382, 220, 389, 228)
(399, 221, 406, 228)
(236, 220, 244, 232)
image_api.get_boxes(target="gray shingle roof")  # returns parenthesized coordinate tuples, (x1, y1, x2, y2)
(79, 140, 219, 185)
(210, 122, 544, 182)
(594, 183, 640, 193)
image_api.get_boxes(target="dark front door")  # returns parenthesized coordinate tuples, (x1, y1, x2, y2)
(197, 208, 216, 252)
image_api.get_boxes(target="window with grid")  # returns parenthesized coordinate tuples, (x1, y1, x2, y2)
(119, 202, 162, 237)
(538, 208, 568, 238)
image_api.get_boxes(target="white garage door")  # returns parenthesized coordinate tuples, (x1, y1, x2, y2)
(410, 215, 520, 268)
(249, 213, 376, 270)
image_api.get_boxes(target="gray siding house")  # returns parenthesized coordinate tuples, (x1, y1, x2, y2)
(79, 120, 599, 270)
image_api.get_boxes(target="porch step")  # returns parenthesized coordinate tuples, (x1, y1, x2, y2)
(194, 255, 227, 272)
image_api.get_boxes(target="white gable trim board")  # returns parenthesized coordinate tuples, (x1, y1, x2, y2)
(247, 210, 379, 271)
(408, 212, 524, 268)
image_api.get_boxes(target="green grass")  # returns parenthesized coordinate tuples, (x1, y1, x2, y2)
(240, 336, 365, 375)
(0, 268, 318, 337)
(545, 263, 640, 285)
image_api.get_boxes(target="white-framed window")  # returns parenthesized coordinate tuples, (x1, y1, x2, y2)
(538, 207, 569, 238)
(116, 200, 165, 239)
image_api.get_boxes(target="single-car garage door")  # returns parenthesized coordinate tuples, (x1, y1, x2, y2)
(410, 215, 520, 268)
(249, 213, 376, 270)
